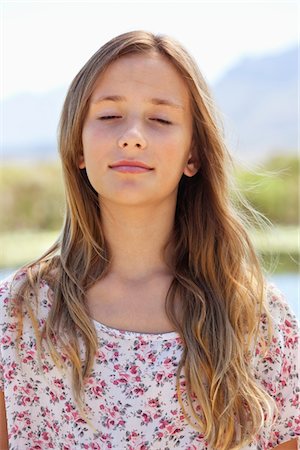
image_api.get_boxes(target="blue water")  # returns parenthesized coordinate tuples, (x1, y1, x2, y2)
(0, 268, 299, 320)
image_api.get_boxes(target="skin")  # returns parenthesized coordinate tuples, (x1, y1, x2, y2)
(80, 52, 198, 283)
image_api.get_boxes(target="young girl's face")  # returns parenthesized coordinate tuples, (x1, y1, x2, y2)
(80, 52, 197, 208)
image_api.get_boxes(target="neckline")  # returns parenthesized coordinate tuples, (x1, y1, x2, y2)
(92, 317, 181, 341)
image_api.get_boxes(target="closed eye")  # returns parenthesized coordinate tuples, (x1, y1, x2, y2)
(99, 115, 122, 120)
(151, 118, 172, 125)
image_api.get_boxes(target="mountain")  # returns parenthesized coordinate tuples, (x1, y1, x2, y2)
(213, 45, 298, 163)
(2, 87, 66, 162)
(1, 45, 298, 164)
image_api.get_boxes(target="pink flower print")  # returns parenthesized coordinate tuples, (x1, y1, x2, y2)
(132, 386, 144, 396)
(16, 410, 29, 422)
(90, 443, 101, 450)
(72, 410, 85, 423)
(159, 418, 170, 429)
(42, 364, 50, 373)
(41, 431, 50, 441)
(65, 402, 74, 413)
(0, 284, 9, 295)
(92, 385, 103, 397)
(163, 357, 173, 369)
(113, 372, 130, 385)
(139, 337, 148, 347)
(1, 334, 12, 347)
(30, 443, 43, 449)
(284, 319, 293, 328)
(291, 393, 299, 407)
(52, 421, 60, 434)
(84, 376, 94, 386)
(41, 406, 50, 417)
(112, 405, 119, 415)
(146, 352, 157, 364)
(148, 397, 159, 408)
(5, 361, 17, 381)
(155, 371, 164, 383)
(136, 353, 146, 363)
(104, 417, 115, 428)
(53, 378, 64, 389)
(130, 365, 138, 374)
(95, 348, 106, 360)
(105, 342, 118, 350)
(141, 411, 152, 425)
(49, 390, 59, 403)
(7, 322, 17, 332)
(166, 423, 181, 434)
(20, 395, 31, 407)
(164, 341, 172, 350)
(127, 430, 140, 443)
(10, 424, 19, 435)
(99, 433, 111, 443)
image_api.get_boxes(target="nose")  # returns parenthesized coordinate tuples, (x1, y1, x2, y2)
(117, 124, 147, 150)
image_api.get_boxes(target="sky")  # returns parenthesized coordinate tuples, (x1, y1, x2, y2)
(1, 1, 299, 100)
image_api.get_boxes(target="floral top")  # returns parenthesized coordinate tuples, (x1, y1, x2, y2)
(0, 271, 299, 450)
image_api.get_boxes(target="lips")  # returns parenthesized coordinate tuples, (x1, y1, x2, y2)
(109, 160, 153, 170)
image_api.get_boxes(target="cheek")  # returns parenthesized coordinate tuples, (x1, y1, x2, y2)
(158, 134, 191, 165)
(82, 124, 112, 163)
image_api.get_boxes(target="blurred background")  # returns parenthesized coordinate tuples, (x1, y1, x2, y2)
(0, 1, 299, 317)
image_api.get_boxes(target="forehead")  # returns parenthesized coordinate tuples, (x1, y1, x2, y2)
(90, 52, 191, 106)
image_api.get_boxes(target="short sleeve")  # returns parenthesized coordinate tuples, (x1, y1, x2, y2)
(0, 271, 27, 393)
(255, 283, 300, 448)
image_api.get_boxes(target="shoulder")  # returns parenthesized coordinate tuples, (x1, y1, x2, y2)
(0, 268, 54, 330)
(0, 270, 26, 323)
(254, 284, 300, 450)
(254, 281, 299, 381)
(263, 282, 299, 340)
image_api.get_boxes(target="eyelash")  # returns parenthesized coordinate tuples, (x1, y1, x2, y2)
(99, 115, 121, 120)
(98, 116, 172, 125)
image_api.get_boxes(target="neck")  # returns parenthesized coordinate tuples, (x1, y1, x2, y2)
(100, 199, 176, 282)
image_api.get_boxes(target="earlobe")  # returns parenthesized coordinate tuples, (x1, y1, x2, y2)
(183, 154, 199, 177)
(78, 155, 85, 169)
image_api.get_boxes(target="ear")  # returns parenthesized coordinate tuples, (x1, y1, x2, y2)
(78, 154, 85, 169)
(183, 152, 199, 177)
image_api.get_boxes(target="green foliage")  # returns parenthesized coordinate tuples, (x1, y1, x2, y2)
(235, 155, 299, 225)
(0, 162, 64, 231)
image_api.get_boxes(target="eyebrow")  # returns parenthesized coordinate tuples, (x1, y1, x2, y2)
(91, 94, 185, 110)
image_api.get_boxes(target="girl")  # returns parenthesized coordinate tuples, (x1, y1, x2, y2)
(0, 31, 299, 450)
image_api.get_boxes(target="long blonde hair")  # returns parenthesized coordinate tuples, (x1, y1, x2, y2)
(12, 30, 276, 450)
